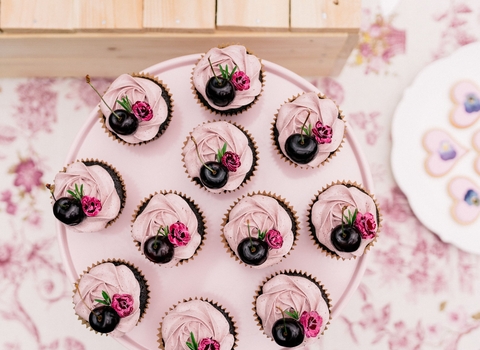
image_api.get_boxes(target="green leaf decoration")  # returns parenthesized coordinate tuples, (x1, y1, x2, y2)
(116, 96, 133, 113)
(343, 208, 358, 226)
(301, 124, 313, 137)
(67, 183, 84, 201)
(216, 142, 228, 162)
(218, 63, 238, 80)
(102, 290, 111, 304)
(186, 332, 198, 350)
(284, 309, 299, 320)
(257, 229, 266, 241)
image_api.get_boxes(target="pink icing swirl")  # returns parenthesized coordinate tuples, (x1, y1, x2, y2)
(223, 194, 294, 268)
(161, 300, 235, 350)
(192, 45, 262, 111)
(182, 121, 254, 193)
(131, 193, 201, 267)
(276, 92, 345, 167)
(53, 162, 121, 232)
(73, 263, 141, 337)
(100, 74, 168, 144)
(255, 274, 330, 346)
(310, 184, 378, 259)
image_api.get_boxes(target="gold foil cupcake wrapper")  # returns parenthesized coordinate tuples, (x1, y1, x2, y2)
(72, 258, 150, 336)
(307, 180, 382, 260)
(271, 92, 347, 169)
(99, 72, 174, 146)
(157, 297, 238, 350)
(181, 119, 259, 194)
(220, 190, 300, 269)
(130, 190, 207, 267)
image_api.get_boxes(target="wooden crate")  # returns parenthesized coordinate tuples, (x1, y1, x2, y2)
(0, 0, 361, 77)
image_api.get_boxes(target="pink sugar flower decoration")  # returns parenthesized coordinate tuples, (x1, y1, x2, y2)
(198, 338, 220, 350)
(299, 310, 322, 338)
(231, 71, 250, 91)
(111, 293, 134, 318)
(354, 212, 377, 239)
(81, 196, 102, 216)
(265, 229, 283, 249)
(132, 101, 153, 121)
(221, 151, 241, 172)
(311, 121, 333, 144)
(168, 221, 190, 247)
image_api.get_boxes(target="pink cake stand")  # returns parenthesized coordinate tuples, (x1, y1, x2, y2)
(57, 54, 374, 350)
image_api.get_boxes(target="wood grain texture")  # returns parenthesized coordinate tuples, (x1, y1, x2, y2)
(216, 0, 290, 31)
(75, 0, 143, 31)
(0, 0, 75, 32)
(291, 0, 361, 32)
(143, 0, 216, 32)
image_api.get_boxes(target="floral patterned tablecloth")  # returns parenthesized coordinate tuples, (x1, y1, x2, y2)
(1, 0, 480, 349)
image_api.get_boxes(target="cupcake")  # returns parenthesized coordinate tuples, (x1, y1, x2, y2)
(94, 73, 173, 145)
(47, 159, 126, 232)
(308, 181, 381, 260)
(272, 91, 346, 168)
(158, 298, 237, 350)
(191, 44, 264, 115)
(73, 259, 150, 337)
(182, 120, 258, 193)
(222, 191, 298, 268)
(254, 270, 331, 348)
(131, 191, 206, 267)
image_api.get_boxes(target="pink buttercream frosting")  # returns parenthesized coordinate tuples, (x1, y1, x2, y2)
(100, 74, 168, 144)
(182, 121, 255, 193)
(276, 92, 345, 167)
(192, 45, 262, 111)
(223, 194, 294, 268)
(53, 162, 121, 232)
(131, 193, 202, 267)
(310, 184, 378, 259)
(161, 300, 235, 350)
(256, 274, 330, 347)
(73, 263, 141, 337)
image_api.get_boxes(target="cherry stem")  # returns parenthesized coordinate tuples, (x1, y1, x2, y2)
(299, 109, 312, 145)
(207, 57, 222, 85)
(341, 205, 348, 236)
(153, 226, 162, 250)
(247, 220, 255, 252)
(85, 75, 122, 121)
(75, 283, 101, 322)
(191, 136, 216, 175)
(46, 184, 57, 201)
(276, 306, 288, 335)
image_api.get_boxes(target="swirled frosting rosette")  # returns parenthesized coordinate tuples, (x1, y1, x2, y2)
(272, 91, 346, 168)
(131, 191, 206, 267)
(192, 44, 264, 115)
(158, 298, 237, 350)
(49, 159, 126, 232)
(182, 120, 258, 194)
(99, 73, 173, 145)
(222, 191, 299, 269)
(254, 270, 331, 348)
(308, 181, 381, 260)
(73, 260, 150, 337)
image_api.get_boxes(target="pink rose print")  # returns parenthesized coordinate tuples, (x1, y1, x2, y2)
(265, 229, 283, 249)
(198, 338, 220, 350)
(231, 71, 250, 91)
(221, 151, 241, 172)
(12, 158, 43, 193)
(312, 121, 333, 144)
(81, 196, 102, 217)
(299, 310, 322, 338)
(355, 212, 377, 239)
(168, 221, 190, 247)
(111, 293, 134, 318)
(132, 101, 153, 121)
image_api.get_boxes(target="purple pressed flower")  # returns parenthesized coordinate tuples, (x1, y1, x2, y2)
(81, 196, 102, 216)
(111, 293, 134, 318)
(299, 310, 322, 338)
(311, 121, 333, 144)
(168, 221, 190, 247)
(354, 212, 377, 239)
(221, 151, 241, 172)
(265, 229, 283, 249)
(13, 158, 43, 193)
(231, 71, 250, 91)
(198, 338, 220, 350)
(132, 101, 153, 121)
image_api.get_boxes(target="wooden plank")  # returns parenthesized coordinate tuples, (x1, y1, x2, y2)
(291, 0, 361, 32)
(75, 0, 143, 31)
(143, 0, 216, 32)
(216, 0, 290, 31)
(0, 0, 74, 32)
(0, 32, 354, 77)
